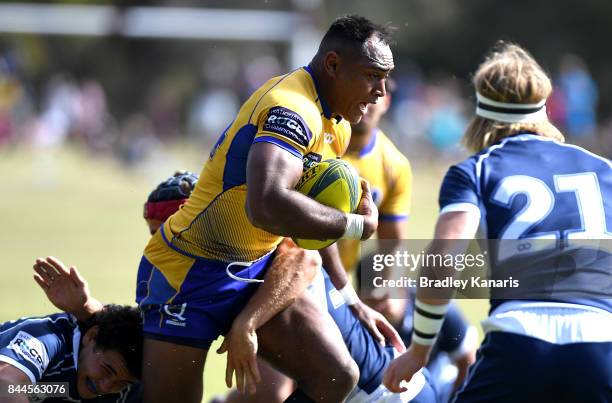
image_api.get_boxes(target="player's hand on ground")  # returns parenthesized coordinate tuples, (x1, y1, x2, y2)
(217, 322, 261, 395)
(349, 301, 405, 352)
(383, 343, 429, 393)
(356, 179, 378, 240)
(33, 256, 102, 321)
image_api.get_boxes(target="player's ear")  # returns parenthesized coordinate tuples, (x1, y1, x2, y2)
(83, 325, 99, 347)
(324, 51, 340, 78)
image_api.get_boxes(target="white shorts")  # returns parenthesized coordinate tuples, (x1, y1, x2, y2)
(483, 301, 612, 344)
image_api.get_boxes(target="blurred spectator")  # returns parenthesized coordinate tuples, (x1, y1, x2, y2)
(29, 74, 79, 149)
(0, 52, 31, 149)
(391, 64, 429, 147)
(244, 55, 282, 93)
(390, 70, 467, 157)
(187, 88, 239, 141)
(201, 49, 240, 88)
(557, 54, 598, 139)
(117, 113, 161, 166)
(5, 32, 610, 169)
(546, 86, 566, 129)
(424, 80, 466, 154)
(72, 79, 114, 153)
(147, 76, 184, 141)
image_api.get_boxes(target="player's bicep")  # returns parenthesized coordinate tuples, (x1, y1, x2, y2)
(246, 142, 303, 222)
(247, 142, 303, 191)
(0, 362, 32, 385)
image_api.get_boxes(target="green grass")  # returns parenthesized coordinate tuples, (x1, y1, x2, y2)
(0, 146, 487, 402)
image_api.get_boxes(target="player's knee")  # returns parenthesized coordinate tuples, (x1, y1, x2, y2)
(306, 352, 358, 396)
(337, 356, 359, 391)
(306, 357, 358, 400)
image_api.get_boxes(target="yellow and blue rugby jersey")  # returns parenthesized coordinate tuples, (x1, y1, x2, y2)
(148, 66, 351, 265)
(339, 129, 413, 271)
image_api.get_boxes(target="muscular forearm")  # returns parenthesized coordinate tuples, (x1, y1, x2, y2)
(413, 212, 479, 346)
(233, 241, 319, 331)
(249, 185, 347, 239)
(247, 143, 377, 242)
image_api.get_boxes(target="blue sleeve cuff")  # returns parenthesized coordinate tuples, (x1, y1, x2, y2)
(253, 136, 303, 160)
(379, 214, 409, 221)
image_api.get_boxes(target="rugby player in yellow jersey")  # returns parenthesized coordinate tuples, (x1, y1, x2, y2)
(341, 81, 412, 267)
(340, 81, 412, 320)
(226, 83, 414, 403)
(136, 16, 396, 403)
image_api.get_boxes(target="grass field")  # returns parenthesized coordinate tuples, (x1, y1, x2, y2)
(0, 145, 487, 402)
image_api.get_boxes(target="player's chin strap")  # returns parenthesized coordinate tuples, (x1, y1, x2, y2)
(225, 250, 276, 283)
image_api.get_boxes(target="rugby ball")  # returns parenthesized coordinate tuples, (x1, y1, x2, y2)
(293, 159, 362, 250)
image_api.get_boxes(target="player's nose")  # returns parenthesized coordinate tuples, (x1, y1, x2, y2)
(372, 78, 386, 98)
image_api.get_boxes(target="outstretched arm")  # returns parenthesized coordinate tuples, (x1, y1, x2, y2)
(319, 242, 405, 353)
(383, 211, 479, 393)
(218, 239, 321, 395)
(33, 256, 103, 322)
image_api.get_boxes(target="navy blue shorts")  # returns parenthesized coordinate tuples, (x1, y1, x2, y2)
(453, 332, 612, 403)
(135, 250, 273, 350)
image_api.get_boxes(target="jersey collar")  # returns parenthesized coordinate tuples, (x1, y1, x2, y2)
(508, 131, 553, 142)
(303, 65, 335, 120)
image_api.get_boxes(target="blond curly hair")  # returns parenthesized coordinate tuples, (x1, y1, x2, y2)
(463, 42, 564, 153)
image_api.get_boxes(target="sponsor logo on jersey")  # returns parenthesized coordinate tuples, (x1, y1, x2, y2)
(263, 107, 312, 148)
(8, 331, 49, 375)
(163, 303, 187, 327)
(324, 132, 334, 144)
(302, 152, 322, 170)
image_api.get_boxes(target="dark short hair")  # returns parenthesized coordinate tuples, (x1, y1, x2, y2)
(81, 305, 143, 379)
(319, 15, 392, 54)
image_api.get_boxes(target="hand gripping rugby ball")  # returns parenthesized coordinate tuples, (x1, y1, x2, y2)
(293, 159, 362, 250)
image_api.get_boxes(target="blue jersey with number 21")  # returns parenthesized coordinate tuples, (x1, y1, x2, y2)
(438, 133, 612, 312)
